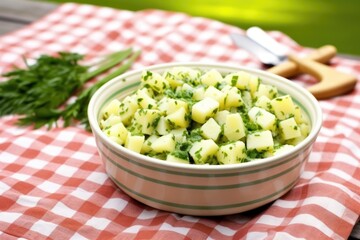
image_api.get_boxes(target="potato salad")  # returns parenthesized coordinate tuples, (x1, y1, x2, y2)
(100, 67, 310, 165)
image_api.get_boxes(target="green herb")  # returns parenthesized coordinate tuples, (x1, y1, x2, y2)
(0, 48, 140, 130)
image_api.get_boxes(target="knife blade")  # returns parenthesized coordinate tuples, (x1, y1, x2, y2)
(230, 33, 282, 66)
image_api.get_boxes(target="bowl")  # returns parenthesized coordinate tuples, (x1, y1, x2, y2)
(88, 62, 322, 216)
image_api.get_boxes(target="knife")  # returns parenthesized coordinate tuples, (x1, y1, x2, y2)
(230, 28, 337, 78)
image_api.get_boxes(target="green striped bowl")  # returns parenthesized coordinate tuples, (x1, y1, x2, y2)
(88, 63, 322, 216)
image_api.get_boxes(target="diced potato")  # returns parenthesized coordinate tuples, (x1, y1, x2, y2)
(200, 118, 221, 141)
(224, 71, 251, 90)
(191, 97, 219, 123)
(204, 86, 226, 109)
(156, 116, 171, 135)
(273, 144, 294, 156)
(132, 109, 161, 135)
(151, 134, 176, 153)
(214, 110, 230, 126)
(170, 128, 187, 142)
(217, 141, 246, 164)
(141, 135, 159, 154)
(255, 83, 278, 99)
(166, 154, 189, 164)
(200, 69, 223, 86)
(248, 75, 260, 97)
(166, 107, 190, 128)
(189, 139, 219, 164)
(246, 130, 274, 151)
(158, 97, 188, 115)
(125, 133, 145, 153)
(279, 117, 301, 140)
(222, 85, 244, 109)
(193, 86, 205, 101)
(163, 71, 183, 88)
(102, 99, 121, 117)
(168, 67, 201, 85)
(224, 113, 246, 141)
(255, 95, 272, 111)
(294, 105, 305, 124)
(141, 70, 169, 93)
(100, 115, 122, 129)
(248, 107, 276, 131)
(135, 88, 157, 109)
(105, 122, 128, 145)
(270, 95, 296, 120)
(287, 122, 310, 145)
(119, 95, 139, 125)
(241, 90, 252, 108)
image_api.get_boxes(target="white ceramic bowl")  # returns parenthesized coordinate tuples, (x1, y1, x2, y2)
(88, 62, 322, 216)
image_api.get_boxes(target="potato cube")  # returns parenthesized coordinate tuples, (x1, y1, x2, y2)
(191, 97, 219, 123)
(168, 67, 201, 85)
(151, 134, 176, 153)
(270, 95, 296, 120)
(105, 122, 128, 145)
(119, 95, 139, 125)
(224, 71, 251, 90)
(279, 117, 301, 140)
(248, 75, 260, 97)
(214, 110, 230, 126)
(102, 99, 121, 118)
(200, 69, 223, 86)
(135, 88, 157, 109)
(294, 105, 306, 124)
(224, 113, 246, 141)
(246, 130, 274, 151)
(222, 85, 244, 109)
(201, 118, 221, 141)
(273, 144, 294, 156)
(166, 154, 189, 164)
(248, 107, 276, 131)
(241, 90, 253, 108)
(156, 116, 171, 135)
(217, 141, 246, 164)
(158, 97, 188, 115)
(189, 139, 219, 164)
(166, 107, 189, 128)
(132, 109, 161, 135)
(255, 83, 278, 99)
(141, 135, 159, 154)
(125, 133, 145, 153)
(255, 95, 272, 111)
(163, 71, 183, 88)
(204, 86, 226, 109)
(170, 128, 187, 142)
(100, 115, 122, 129)
(141, 70, 169, 93)
(193, 86, 205, 101)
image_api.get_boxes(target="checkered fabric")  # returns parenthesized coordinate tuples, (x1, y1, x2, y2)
(0, 3, 359, 240)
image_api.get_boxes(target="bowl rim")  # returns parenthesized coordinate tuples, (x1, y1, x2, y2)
(88, 62, 322, 171)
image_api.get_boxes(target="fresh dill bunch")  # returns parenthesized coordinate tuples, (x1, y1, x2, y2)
(0, 52, 87, 117)
(0, 48, 140, 130)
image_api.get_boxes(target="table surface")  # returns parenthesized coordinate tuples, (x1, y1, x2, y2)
(0, 0, 359, 239)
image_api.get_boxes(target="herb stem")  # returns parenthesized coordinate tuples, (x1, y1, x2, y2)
(81, 48, 133, 83)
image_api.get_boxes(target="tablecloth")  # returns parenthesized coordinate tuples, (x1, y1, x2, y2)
(0, 3, 359, 240)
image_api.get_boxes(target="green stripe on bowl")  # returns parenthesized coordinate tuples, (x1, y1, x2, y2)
(108, 173, 298, 210)
(100, 145, 309, 189)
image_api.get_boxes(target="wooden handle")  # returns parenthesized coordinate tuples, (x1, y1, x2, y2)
(288, 55, 357, 99)
(267, 45, 337, 78)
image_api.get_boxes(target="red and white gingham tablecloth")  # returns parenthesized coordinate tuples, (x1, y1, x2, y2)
(0, 3, 359, 240)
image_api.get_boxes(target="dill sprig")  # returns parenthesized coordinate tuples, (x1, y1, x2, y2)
(0, 48, 140, 130)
